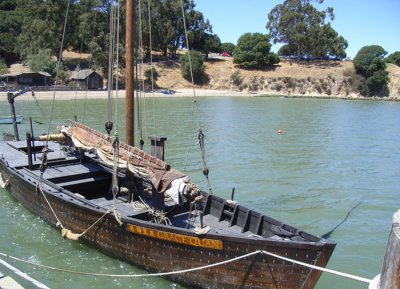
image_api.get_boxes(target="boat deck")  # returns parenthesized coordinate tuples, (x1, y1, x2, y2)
(0, 139, 317, 241)
(0, 140, 68, 168)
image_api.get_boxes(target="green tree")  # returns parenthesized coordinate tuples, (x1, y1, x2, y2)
(353, 45, 388, 96)
(267, 0, 347, 60)
(140, 0, 211, 58)
(189, 32, 221, 59)
(16, 0, 71, 59)
(26, 49, 55, 74)
(0, 0, 22, 64)
(203, 34, 221, 59)
(233, 33, 279, 68)
(353, 45, 387, 77)
(221, 42, 235, 55)
(385, 51, 400, 66)
(180, 50, 205, 84)
(278, 44, 296, 57)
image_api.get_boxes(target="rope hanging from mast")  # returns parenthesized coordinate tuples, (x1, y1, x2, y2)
(105, 0, 118, 135)
(109, 0, 122, 225)
(82, 7, 99, 122)
(137, 0, 146, 150)
(35, 0, 124, 242)
(179, 0, 213, 194)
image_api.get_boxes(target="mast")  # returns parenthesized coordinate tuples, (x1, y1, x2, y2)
(125, 0, 135, 145)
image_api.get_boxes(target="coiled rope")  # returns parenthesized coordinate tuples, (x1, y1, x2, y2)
(0, 250, 372, 284)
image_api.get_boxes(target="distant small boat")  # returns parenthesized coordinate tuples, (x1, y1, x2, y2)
(0, 115, 23, 124)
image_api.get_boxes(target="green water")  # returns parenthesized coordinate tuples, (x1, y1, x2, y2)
(0, 95, 399, 289)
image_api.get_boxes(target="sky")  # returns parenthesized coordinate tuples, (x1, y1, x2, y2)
(194, 0, 400, 58)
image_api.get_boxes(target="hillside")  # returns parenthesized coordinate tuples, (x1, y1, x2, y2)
(6, 53, 400, 100)
(149, 56, 400, 99)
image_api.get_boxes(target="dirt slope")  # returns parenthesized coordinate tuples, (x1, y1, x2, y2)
(151, 57, 399, 99)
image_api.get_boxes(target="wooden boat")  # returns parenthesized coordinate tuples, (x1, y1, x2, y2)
(0, 122, 335, 289)
(0, 115, 23, 124)
(0, 2, 335, 289)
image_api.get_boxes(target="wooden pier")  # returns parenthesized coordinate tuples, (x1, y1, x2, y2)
(0, 272, 24, 289)
(370, 209, 400, 289)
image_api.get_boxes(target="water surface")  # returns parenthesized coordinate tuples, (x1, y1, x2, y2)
(0, 95, 399, 289)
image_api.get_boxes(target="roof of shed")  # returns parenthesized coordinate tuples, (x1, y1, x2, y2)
(70, 69, 101, 80)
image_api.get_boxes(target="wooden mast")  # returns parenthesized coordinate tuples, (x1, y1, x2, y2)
(125, 0, 135, 145)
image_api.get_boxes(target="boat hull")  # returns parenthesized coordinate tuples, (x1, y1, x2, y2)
(0, 145, 335, 289)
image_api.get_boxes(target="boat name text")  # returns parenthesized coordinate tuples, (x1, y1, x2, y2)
(126, 224, 223, 250)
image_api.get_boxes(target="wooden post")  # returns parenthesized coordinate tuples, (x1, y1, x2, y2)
(149, 136, 167, 161)
(377, 209, 400, 289)
(26, 132, 33, 170)
(7, 92, 20, 141)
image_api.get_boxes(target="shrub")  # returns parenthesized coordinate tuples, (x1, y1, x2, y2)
(180, 50, 206, 84)
(230, 70, 243, 86)
(361, 70, 389, 96)
(354, 45, 389, 96)
(144, 68, 159, 86)
(343, 67, 355, 77)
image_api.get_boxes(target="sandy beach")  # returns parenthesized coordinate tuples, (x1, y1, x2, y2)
(1, 87, 398, 101)
(0, 88, 259, 101)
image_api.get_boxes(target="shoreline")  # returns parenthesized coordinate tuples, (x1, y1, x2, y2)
(0, 88, 398, 101)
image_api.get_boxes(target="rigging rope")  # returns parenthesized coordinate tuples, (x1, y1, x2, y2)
(83, 11, 98, 122)
(30, 92, 49, 124)
(146, 0, 158, 138)
(32, 0, 78, 242)
(114, 0, 121, 135)
(44, 0, 70, 143)
(137, 0, 145, 149)
(111, 136, 123, 225)
(73, 21, 86, 120)
(0, 250, 373, 284)
(106, 0, 117, 134)
(179, 0, 212, 194)
(36, 179, 113, 240)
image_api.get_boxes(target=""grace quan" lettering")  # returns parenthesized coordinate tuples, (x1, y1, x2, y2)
(126, 224, 223, 250)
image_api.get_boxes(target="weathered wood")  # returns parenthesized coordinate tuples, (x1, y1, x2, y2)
(379, 209, 400, 289)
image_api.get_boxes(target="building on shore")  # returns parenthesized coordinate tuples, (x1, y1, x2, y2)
(0, 72, 51, 88)
(69, 69, 103, 90)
